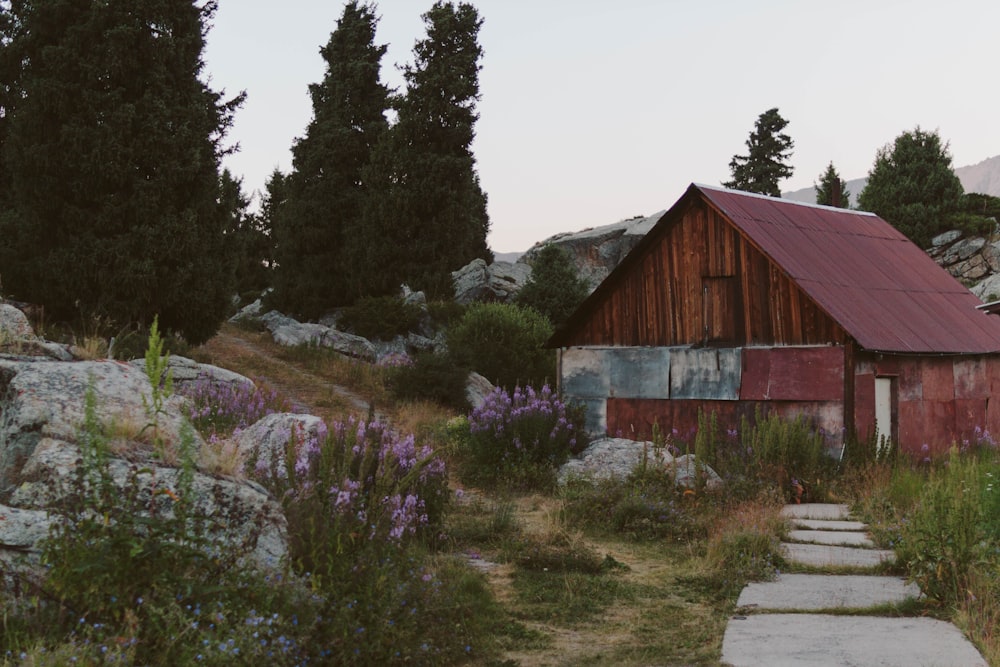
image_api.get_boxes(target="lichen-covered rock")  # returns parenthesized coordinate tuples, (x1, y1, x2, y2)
(129, 355, 256, 394)
(465, 372, 494, 410)
(234, 412, 327, 477)
(558, 437, 669, 483)
(671, 454, 723, 490)
(0, 359, 193, 495)
(0, 304, 34, 343)
(0, 357, 289, 576)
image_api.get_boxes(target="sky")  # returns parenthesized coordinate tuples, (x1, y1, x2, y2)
(203, 0, 1000, 253)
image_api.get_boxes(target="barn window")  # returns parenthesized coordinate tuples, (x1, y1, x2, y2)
(702, 276, 739, 343)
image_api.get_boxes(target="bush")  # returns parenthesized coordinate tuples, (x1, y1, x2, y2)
(739, 409, 830, 497)
(338, 295, 424, 341)
(177, 377, 291, 438)
(460, 384, 585, 490)
(896, 449, 992, 604)
(388, 351, 470, 411)
(447, 302, 554, 390)
(515, 243, 588, 328)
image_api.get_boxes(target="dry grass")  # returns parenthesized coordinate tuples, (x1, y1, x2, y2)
(186, 325, 758, 666)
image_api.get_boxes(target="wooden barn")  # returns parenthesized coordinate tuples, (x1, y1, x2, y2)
(548, 184, 1000, 455)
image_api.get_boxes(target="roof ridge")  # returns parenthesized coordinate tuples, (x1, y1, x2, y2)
(693, 183, 879, 217)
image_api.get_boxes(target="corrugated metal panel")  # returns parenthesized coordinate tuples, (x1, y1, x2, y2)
(741, 347, 843, 401)
(698, 185, 1000, 354)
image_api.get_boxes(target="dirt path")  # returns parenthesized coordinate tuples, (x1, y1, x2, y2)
(193, 325, 378, 427)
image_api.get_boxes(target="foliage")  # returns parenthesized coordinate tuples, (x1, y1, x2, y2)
(814, 161, 851, 208)
(0, 0, 243, 345)
(739, 409, 829, 497)
(447, 301, 555, 390)
(338, 295, 424, 341)
(460, 384, 584, 489)
(722, 107, 794, 197)
(222, 170, 273, 296)
(895, 449, 994, 604)
(857, 127, 964, 247)
(561, 464, 707, 543)
(269, 1, 390, 318)
(388, 351, 471, 411)
(354, 1, 491, 298)
(141, 317, 174, 459)
(516, 244, 589, 329)
(703, 494, 786, 598)
(24, 338, 302, 664)
(177, 377, 291, 439)
(245, 415, 499, 663)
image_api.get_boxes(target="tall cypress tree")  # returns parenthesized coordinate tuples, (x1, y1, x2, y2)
(0, 0, 242, 344)
(270, 1, 389, 319)
(723, 107, 794, 197)
(357, 1, 492, 299)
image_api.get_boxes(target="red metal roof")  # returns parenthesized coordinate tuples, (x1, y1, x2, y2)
(696, 184, 1000, 354)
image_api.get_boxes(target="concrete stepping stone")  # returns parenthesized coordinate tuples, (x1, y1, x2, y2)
(781, 542, 894, 569)
(780, 503, 850, 520)
(736, 574, 920, 611)
(791, 518, 867, 531)
(722, 614, 987, 666)
(786, 529, 874, 548)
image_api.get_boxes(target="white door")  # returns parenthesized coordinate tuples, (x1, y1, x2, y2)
(874, 377, 893, 453)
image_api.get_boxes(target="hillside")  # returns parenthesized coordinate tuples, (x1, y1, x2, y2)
(782, 154, 1000, 206)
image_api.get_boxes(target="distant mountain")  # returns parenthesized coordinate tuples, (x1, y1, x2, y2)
(782, 155, 1000, 206)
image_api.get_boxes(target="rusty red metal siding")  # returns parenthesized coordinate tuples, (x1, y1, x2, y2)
(853, 373, 876, 440)
(606, 398, 844, 444)
(740, 347, 843, 401)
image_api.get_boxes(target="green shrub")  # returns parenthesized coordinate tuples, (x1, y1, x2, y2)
(897, 450, 991, 604)
(515, 243, 588, 328)
(447, 302, 554, 390)
(727, 408, 831, 500)
(388, 351, 470, 411)
(561, 468, 707, 543)
(460, 384, 585, 490)
(338, 295, 423, 341)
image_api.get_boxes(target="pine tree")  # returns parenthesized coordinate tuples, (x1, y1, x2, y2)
(221, 170, 271, 297)
(516, 244, 589, 329)
(857, 128, 964, 247)
(270, 1, 389, 319)
(357, 1, 492, 299)
(0, 0, 242, 344)
(723, 108, 794, 197)
(814, 162, 851, 208)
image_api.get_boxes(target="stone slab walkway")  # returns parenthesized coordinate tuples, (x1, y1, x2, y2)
(722, 503, 988, 667)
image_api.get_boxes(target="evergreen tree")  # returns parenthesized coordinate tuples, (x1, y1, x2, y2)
(516, 244, 589, 329)
(0, 0, 242, 344)
(814, 162, 851, 208)
(221, 170, 271, 297)
(723, 108, 794, 197)
(270, 1, 389, 319)
(357, 1, 492, 299)
(857, 128, 964, 247)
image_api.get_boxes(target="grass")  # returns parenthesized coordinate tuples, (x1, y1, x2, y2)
(10, 321, 996, 665)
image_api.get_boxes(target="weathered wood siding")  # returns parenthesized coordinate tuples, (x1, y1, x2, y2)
(560, 199, 849, 348)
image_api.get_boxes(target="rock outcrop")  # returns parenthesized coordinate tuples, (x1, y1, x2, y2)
(260, 310, 377, 362)
(0, 324, 289, 581)
(451, 211, 662, 304)
(452, 259, 532, 305)
(929, 229, 1000, 301)
(520, 211, 662, 291)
